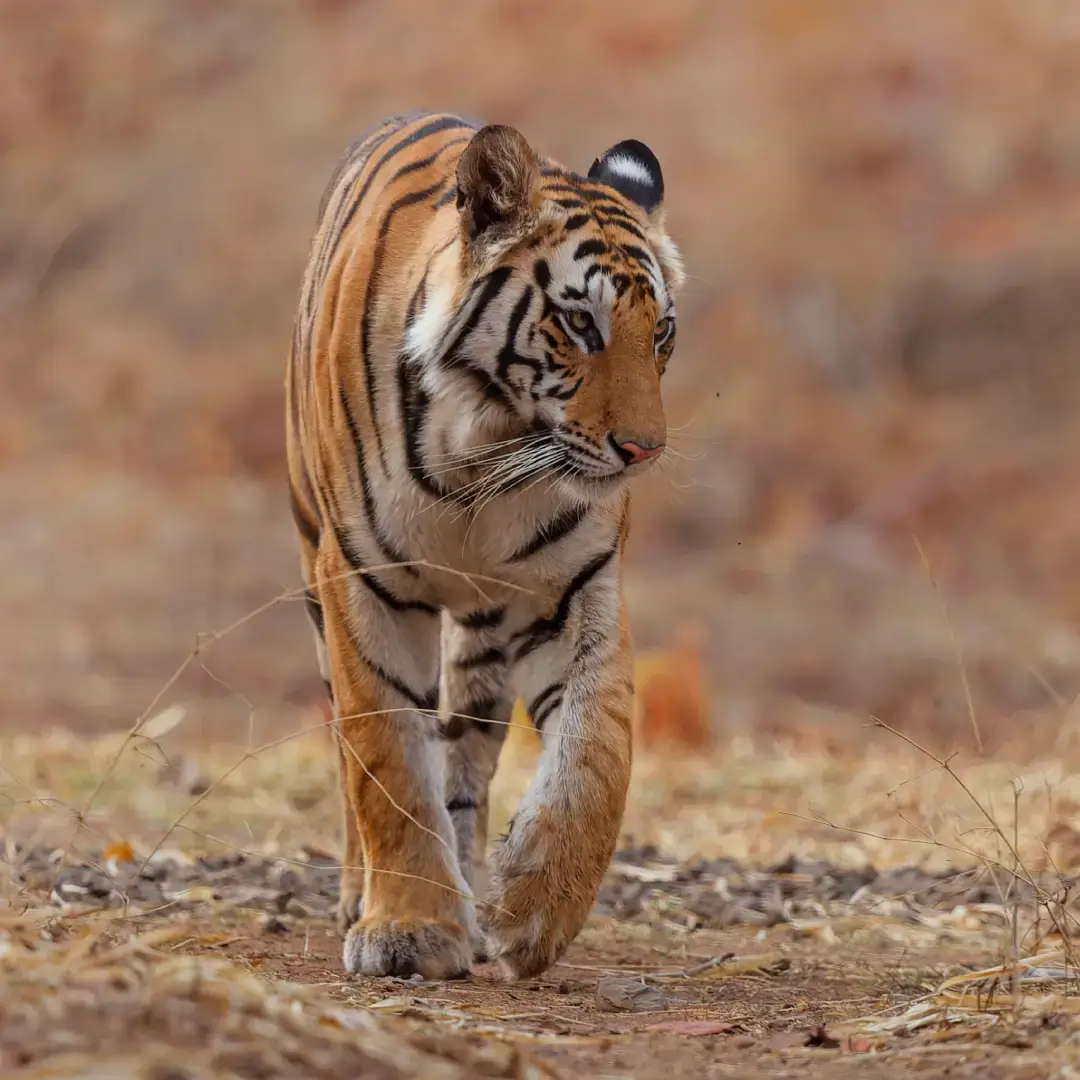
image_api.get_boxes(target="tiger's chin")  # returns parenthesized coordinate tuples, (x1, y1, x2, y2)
(554, 469, 632, 505)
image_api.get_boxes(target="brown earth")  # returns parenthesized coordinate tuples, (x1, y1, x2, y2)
(6, 835, 1079, 1079)
(6, 729, 1080, 1077)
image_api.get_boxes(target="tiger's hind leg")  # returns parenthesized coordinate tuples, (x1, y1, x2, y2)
(438, 611, 513, 960)
(334, 733, 366, 933)
(302, 582, 366, 932)
(316, 560, 476, 981)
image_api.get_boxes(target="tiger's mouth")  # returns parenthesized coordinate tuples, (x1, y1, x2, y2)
(551, 431, 655, 481)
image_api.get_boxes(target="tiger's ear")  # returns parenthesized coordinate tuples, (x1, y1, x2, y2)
(587, 139, 664, 216)
(456, 124, 540, 243)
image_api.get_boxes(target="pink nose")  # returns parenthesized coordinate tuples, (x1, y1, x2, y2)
(612, 437, 665, 466)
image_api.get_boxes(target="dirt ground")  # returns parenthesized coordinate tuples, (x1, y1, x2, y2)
(5, 823, 1078, 1079)
(5, 726, 1080, 1077)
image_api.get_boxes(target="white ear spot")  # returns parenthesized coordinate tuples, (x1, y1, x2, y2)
(603, 154, 655, 188)
(587, 138, 664, 214)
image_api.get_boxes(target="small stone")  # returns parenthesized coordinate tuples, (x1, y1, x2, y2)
(255, 913, 289, 935)
(595, 977, 670, 1013)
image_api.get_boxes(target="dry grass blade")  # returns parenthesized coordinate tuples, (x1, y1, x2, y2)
(0, 912, 549, 1079)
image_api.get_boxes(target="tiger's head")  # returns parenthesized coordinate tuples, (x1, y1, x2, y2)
(412, 123, 685, 501)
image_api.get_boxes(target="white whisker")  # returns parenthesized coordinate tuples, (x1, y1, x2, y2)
(455, 444, 564, 533)
(425, 432, 549, 467)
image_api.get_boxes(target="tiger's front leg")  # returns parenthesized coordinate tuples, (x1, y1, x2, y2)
(317, 556, 477, 980)
(484, 554, 634, 979)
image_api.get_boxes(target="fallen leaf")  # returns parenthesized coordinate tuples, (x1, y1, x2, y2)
(596, 977, 671, 1013)
(102, 841, 135, 864)
(137, 704, 187, 741)
(645, 1019, 733, 1036)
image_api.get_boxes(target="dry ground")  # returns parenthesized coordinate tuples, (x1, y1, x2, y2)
(6, 717, 1080, 1077)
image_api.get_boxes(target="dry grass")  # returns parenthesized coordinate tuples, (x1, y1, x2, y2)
(0, 909, 553, 1078)
(7, 714, 1080, 1075)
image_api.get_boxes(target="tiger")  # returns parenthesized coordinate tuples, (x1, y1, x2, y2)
(285, 110, 684, 981)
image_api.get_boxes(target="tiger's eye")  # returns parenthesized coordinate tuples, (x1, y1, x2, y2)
(654, 316, 675, 343)
(566, 310, 594, 334)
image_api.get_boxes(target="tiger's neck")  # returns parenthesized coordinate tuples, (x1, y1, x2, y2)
(398, 222, 541, 494)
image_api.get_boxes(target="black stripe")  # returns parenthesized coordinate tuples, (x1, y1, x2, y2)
(546, 374, 583, 401)
(411, 262, 509, 410)
(348, 631, 438, 712)
(406, 267, 429, 328)
(358, 570, 439, 616)
(447, 797, 479, 812)
(290, 487, 321, 550)
(596, 211, 649, 242)
(433, 184, 457, 208)
(338, 385, 420, 576)
(463, 694, 499, 731)
(528, 682, 563, 726)
(454, 646, 505, 670)
(509, 504, 589, 562)
(398, 267, 516, 499)
(574, 239, 608, 260)
(511, 545, 618, 660)
(495, 287, 542, 383)
(304, 588, 325, 638)
(330, 115, 473, 268)
(397, 351, 446, 498)
(544, 183, 588, 198)
(330, 514, 367, 572)
(441, 267, 514, 371)
(563, 212, 591, 231)
(317, 123, 390, 226)
(534, 694, 563, 730)
(455, 607, 505, 630)
(440, 693, 499, 739)
(362, 176, 448, 474)
(323, 678, 334, 703)
(591, 199, 641, 221)
(311, 121, 403, 320)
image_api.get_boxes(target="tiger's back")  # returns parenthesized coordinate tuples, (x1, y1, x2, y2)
(286, 110, 684, 981)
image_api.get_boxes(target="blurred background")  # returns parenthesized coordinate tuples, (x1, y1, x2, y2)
(2, 0, 1079, 759)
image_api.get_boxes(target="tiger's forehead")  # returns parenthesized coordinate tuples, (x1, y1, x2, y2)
(529, 173, 670, 316)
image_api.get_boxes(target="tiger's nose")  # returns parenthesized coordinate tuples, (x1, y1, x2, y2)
(609, 434, 665, 467)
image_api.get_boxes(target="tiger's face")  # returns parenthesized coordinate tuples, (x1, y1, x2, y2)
(447, 127, 685, 499)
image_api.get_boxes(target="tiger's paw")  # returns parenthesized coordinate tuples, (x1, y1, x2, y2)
(336, 883, 364, 935)
(482, 818, 604, 980)
(343, 916, 473, 980)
